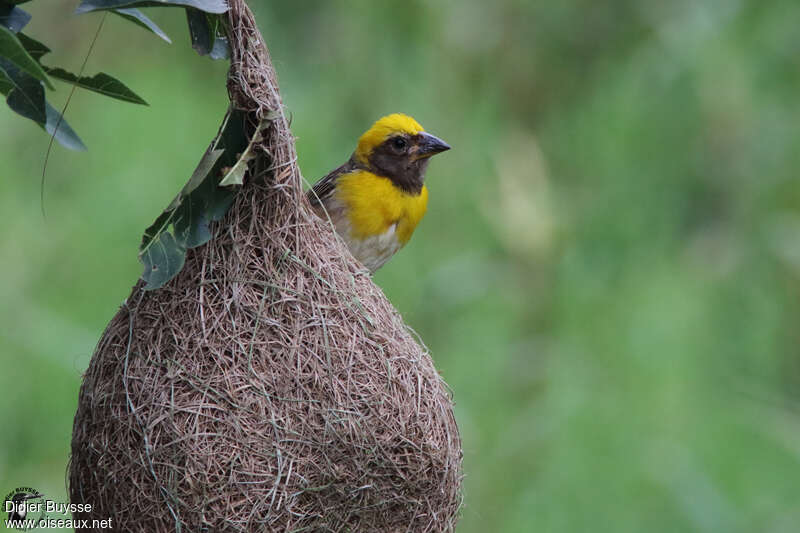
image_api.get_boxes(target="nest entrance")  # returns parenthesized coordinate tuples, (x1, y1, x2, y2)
(68, 1, 462, 531)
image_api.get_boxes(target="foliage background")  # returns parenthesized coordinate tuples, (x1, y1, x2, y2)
(2, 1, 800, 531)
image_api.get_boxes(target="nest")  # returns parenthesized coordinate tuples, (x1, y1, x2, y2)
(67, 2, 462, 531)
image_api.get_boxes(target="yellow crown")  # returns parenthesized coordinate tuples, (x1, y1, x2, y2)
(355, 113, 424, 164)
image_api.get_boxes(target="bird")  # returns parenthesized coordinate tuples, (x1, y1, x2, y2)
(8, 493, 28, 522)
(307, 113, 450, 273)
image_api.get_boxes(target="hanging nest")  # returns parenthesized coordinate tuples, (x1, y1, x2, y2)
(67, 1, 462, 531)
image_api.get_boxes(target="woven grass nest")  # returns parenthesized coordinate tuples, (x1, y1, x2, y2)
(67, 2, 462, 531)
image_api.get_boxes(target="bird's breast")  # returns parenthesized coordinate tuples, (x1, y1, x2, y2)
(334, 171, 428, 244)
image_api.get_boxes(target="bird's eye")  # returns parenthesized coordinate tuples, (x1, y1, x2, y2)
(392, 136, 407, 150)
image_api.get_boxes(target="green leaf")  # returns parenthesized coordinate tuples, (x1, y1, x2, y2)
(0, 25, 53, 89)
(209, 34, 228, 60)
(138, 107, 249, 290)
(75, 0, 228, 15)
(0, 4, 31, 33)
(44, 67, 147, 105)
(14, 32, 147, 106)
(112, 8, 171, 43)
(6, 73, 42, 121)
(205, 184, 235, 220)
(173, 196, 211, 248)
(185, 9, 227, 59)
(16, 32, 49, 61)
(175, 147, 224, 203)
(206, 12, 228, 59)
(0, 59, 87, 151)
(0, 70, 11, 94)
(43, 102, 87, 151)
(185, 7, 212, 55)
(219, 118, 267, 186)
(140, 209, 171, 252)
(140, 230, 186, 290)
(0, 56, 45, 123)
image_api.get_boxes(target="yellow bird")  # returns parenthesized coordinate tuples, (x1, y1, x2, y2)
(307, 113, 450, 273)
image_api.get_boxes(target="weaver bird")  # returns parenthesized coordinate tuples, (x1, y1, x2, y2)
(307, 113, 450, 273)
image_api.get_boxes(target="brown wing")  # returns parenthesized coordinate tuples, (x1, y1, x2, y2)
(307, 158, 359, 207)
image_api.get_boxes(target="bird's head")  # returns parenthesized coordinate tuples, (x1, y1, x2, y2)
(353, 113, 450, 193)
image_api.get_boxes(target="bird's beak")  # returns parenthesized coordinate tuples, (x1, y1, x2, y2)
(416, 132, 451, 158)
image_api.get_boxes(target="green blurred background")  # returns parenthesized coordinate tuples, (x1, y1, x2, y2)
(3, 1, 800, 531)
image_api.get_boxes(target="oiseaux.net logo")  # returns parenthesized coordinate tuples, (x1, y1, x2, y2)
(3, 487, 109, 531)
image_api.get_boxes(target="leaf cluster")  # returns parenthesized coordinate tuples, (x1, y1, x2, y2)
(0, 0, 230, 150)
(139, 109, 272, 289)
(2, 0, 252, 289)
